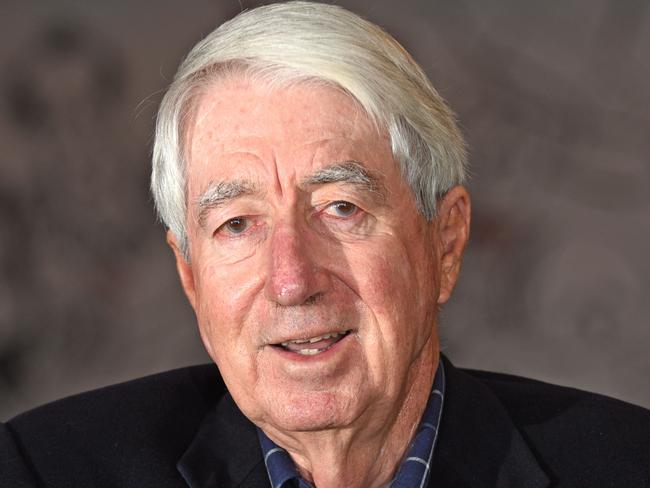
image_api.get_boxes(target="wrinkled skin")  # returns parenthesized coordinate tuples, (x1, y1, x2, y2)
(169, 78, 470, 488)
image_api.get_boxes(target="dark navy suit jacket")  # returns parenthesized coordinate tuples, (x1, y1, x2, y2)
(2, 356, 649, 487)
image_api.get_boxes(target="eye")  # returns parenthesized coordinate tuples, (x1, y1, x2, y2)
(327, 201, 358, 218)
(218, 217, 250, 235)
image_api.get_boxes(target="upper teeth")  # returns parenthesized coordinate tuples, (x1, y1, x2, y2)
(281, 332, 344, 347)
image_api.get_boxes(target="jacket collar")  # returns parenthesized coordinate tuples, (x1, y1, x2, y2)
(177, 391, 267, 488)
(430, 356, 551, 488)
(177, 356, 551, 488)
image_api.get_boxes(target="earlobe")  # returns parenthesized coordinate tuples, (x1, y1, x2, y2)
(436, 186, 471, 304)
(166, 231, 198, 311)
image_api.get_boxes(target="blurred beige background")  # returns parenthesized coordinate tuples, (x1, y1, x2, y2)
(1, 0, 648, 419)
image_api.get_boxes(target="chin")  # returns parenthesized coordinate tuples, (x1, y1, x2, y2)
(266, 390, 358, 432)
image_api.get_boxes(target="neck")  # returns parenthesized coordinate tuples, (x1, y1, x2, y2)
(264, 346, 439, 488)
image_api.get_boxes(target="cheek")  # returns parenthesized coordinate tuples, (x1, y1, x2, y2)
(191, 257, 264, 357)
(194, 251, 262, 308)
(348, 243, 420, 314)
(349, 240, 438, 346)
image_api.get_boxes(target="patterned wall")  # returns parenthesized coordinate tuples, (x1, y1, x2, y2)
(1, 0, 648, 419)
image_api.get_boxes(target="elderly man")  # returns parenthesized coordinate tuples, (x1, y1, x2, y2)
(2, 2, 649, 488)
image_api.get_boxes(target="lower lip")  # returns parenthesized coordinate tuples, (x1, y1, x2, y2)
(269, 332, 354, 362)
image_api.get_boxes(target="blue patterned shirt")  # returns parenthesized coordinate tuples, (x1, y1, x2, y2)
(257, 361, 445, 488)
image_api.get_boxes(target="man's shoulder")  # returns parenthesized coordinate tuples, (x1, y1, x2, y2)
(2, 364, 226, 487)
(466, 366, 650, 430)
(457, 366, 650, 485)
(13, 363, 223, 416)
(7, 363, 225, 435)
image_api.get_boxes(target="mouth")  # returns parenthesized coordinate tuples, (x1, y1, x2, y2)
(271, 330, 352, 356)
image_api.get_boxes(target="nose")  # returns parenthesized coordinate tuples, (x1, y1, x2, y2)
(265, 227, 329, 306)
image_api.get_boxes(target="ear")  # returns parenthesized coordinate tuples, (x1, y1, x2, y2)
(435, 186, 471, 305)
(167, 230, 198, 312)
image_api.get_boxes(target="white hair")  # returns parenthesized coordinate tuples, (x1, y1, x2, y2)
(151, 1, 468, 257)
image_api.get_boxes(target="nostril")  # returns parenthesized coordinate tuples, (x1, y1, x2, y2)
(303, 292, 323, 306)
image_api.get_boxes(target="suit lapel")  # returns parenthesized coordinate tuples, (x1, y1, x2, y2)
(177, 392, 268, 488)
(429, 357, 551, 488)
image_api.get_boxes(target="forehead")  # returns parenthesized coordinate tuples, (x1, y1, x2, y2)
(184, 77, 395, 190)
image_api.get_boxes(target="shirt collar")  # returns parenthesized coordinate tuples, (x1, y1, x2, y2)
(257, 360, 446, 488)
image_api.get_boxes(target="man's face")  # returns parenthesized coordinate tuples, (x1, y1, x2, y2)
(174, 78, 449, 435)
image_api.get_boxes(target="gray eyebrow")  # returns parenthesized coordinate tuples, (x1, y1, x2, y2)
(195, 180, 258, 227)
(301, 161, 385, 198)
(195, 162, 385, 227)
